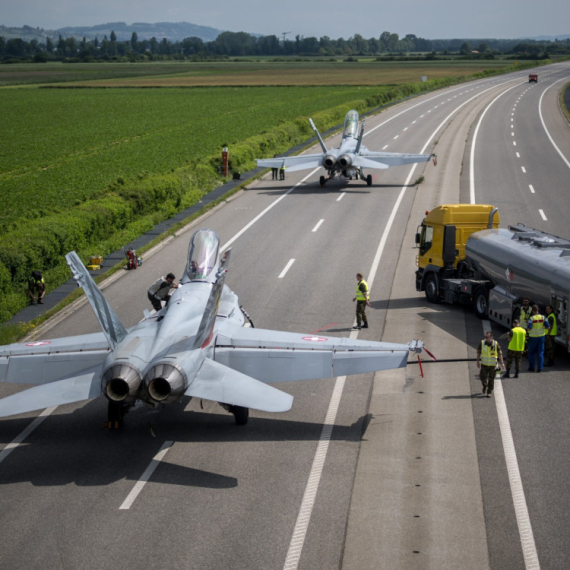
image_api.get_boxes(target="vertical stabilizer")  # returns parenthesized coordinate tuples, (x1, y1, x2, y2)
(66, 251, 127, 349)
(355, 117, 366, 154)
(309, 118, 328, 153)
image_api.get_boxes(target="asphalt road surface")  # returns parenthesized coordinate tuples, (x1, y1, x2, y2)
(1, 62, 569, 570)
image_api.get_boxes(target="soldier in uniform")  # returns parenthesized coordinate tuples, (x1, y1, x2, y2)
(545, 305, 557, 366)
(279, 164, 286, 180)
(352, 272, 370, 330)
(28, 270, 46, 305)
(147, 273, 178, 311)
(504, 319, 525, 378)
(271, 154, 279, 180)
(477, 330, 504, 397)
(519, 297, 532, 356)
(527, 304, 550, 372)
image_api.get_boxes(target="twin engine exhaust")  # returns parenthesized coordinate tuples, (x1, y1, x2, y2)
(102, 363, 186, 405)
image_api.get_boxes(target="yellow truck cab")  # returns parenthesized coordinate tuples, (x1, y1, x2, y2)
(416, 204, 499, 298)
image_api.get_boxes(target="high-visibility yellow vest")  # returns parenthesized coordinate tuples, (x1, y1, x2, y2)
(520, 306, 532, 329)
(356, 279, 369, 302)
(480, 340, 499, 366)
(547, 313, 557, 336)
(508, 327, 526, 351)
(528, 314, 547, 337)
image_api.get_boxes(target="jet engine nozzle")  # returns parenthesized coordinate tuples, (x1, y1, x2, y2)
(102, 364, 142, 404)
(144, 363, 186, 404)
(338, 154, 353, 168)
(322, 154, 337, 169)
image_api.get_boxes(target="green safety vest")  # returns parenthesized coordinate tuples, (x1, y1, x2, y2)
(508, 327, 526, 352)
(547, 313, 557, 336)
(520, 306, 532, 329)
(480, 340, 499, 366)
(528, 314, 547, 337)
(356, 279, 369, 302)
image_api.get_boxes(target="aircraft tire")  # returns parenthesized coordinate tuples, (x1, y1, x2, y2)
(367, 174, 372, 186)
(319, 175, 326, 187)
(232, 405, 249, 425)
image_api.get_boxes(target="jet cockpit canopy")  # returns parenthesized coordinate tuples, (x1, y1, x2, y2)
(186, 229, 220, 281)
(342, 110, 359, 139)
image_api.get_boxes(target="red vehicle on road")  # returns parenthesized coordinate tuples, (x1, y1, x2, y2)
(529, 74, 538, 83)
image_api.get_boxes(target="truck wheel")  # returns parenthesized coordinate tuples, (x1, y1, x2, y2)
(424, 274, 440, 304)
(473, 288, 489, 319)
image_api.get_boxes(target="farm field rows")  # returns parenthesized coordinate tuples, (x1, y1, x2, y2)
(0, 85, 382, 230)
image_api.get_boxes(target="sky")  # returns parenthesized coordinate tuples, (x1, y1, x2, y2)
(1, 0, 567, 40)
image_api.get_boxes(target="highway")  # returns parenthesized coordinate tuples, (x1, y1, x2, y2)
(1, 62, 569, 570)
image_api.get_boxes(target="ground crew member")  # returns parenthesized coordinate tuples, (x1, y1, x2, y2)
(545, 305, 557, 366)
(527, 304, 550, 372)
(279, 164, 286, 180)
(504, 319, 525, 378)
(147, 273, 178, 311)
(519, 297, 532, 355)
(352, 272, 370, 330)
(271, 154, 279, 180)
(28, 270, 46, 305)
(476, 330, 504, 397)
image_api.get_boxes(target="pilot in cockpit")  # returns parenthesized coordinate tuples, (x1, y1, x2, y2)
(186, 229, 220, 281)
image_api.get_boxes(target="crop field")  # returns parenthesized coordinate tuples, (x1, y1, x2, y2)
(0, 85, 386, 230)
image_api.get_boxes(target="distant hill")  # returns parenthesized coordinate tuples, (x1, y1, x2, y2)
(0, 25, 51, 42)
(54, 21, 224, 42)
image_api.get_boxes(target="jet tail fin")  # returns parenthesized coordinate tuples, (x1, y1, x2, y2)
(66, 251, 127, 349)
(355, 117, 366, 154)
(186, 359, 293, 412)
(309, 118, 328, 153)
(0, 371, 101, 418)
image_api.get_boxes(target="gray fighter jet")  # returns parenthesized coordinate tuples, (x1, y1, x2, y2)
(0, 229, 423, 427)
(257, 109, 436, 187)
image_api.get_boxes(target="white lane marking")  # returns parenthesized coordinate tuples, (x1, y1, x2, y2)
(221, 168, 320, 252)
(336, 192, 346, 202)
(513, 141, 517, 146)
(412, 120, 417, 124)
(312, 219, 324, 233)
(420, 114, 424, 118)
(283, 99, 440, 570)
(382, 145, 388, 150)
(427, 109, 432, 113)
(0, 407, 57, 464)
(512, 132, 515, 136)
(538, 78, 570, 170)
(403, 127, 408, 131)
(516, 152, 520, 158)
(529, 184, 535, 194)
(521, 167, 527, 173)
(539, 209, 547, 220)
(481, 320, 541, 570)
(393, 135, 399, 140)
(279, 259, 295, 278)
(120, 441, 173, 510)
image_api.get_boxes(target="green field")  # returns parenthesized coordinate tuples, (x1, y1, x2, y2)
(0, 85, 385, 230)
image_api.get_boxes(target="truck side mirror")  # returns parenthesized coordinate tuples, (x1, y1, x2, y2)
(415, 233, 421, 245)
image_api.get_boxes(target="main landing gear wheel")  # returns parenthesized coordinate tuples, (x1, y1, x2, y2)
(107, 401, 127, 429)
(231, 405, 249, 425)
(319, 175, 326, 187)
(366, 174, 372, 186)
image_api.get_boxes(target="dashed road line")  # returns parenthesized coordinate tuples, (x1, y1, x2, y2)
(539, 209, 547, 220)
(279, 259, 295, 278)
(382, 145, 388, 150)
(312, 219, 324, 233)
(516, 152, 520, 158)
(336, 192, 346, 202)
(529, 184, 535, 194)
(120, 441, 174, 510)
(521, 167, 526, 173)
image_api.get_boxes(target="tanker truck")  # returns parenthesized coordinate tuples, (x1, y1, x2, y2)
(415, 204, 570, 351)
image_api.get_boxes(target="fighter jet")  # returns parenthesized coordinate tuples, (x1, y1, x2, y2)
(256, 109, 436, 187)
(0, 229, 423, 427)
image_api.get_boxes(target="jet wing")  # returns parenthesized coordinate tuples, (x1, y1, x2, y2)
(214, 328, 421, 383)
(185, 359, 293, 412)
(0, 370, 102, 418)
(0, 332, 110, 385)
(356, 152, 434, 168)
(256, 154, 323, 172)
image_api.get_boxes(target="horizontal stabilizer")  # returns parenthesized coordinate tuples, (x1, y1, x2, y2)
(358, 152, 433, 168)
(352, 157, 390, 170)
(256, 154, 323, 172)
(186, 359, 293, 412)
(0, 371, 101, 418)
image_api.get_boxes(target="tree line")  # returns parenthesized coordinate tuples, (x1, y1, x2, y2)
(1, 30, 568, 62)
